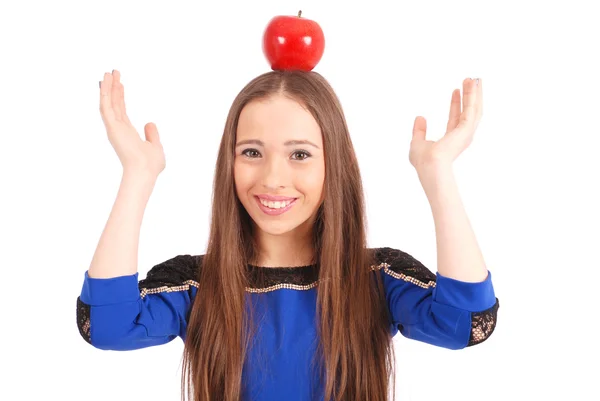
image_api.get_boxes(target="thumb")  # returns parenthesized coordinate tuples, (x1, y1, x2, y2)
(144, 122, 161, 145)
(412, 116, 427, 141)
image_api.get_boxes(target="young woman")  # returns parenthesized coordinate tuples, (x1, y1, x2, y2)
(77, 69, 499, 401)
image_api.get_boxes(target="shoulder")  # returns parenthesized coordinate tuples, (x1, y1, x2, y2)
(368, 247, 437, 287)
(138, 254, 204, 289)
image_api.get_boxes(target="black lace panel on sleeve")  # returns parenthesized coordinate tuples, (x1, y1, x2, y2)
(76, 296, 91, 344)
(138, 254, 202, 290)
(372, 247, 437, 285)
(468, 298, 500, 347)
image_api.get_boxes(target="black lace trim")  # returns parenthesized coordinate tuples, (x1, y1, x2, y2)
(84, 247, 466, 293)
(468, 298, 500, 346)
(137, 254, 320, 290)
(138, 254, 202, 289)
(372, 247, 437, 284)
(76, 297, 91, 344)
(246, 264, 320, 289)
(134, 248, 437, 290)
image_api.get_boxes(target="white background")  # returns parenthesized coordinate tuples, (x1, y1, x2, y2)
(1, 0, 598, 400)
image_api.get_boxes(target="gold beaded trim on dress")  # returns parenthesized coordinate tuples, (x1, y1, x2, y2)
(138, 262, 434, 296)
(371, 262, 436, 289)
(245, 281, 320, 293)
(140, 280, 200, 299)
(139, 279, 319, 296)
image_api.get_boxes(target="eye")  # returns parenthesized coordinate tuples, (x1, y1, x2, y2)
(291, 150, 311, 160)
(241, 148, 261, 158)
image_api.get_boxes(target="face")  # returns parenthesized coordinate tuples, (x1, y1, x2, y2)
(234, 94, 325, 237)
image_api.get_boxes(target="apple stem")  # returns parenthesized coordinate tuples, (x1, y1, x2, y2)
(298, 10, 302, 18)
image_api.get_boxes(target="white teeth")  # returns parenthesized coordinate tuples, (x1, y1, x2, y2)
(259, 198, 293, 209)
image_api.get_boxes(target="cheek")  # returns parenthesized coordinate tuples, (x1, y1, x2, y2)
(297, 165, 325, 200)
(233, 161, 251, 195)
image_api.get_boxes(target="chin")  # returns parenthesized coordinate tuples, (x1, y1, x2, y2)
(253, 218, 301, 236)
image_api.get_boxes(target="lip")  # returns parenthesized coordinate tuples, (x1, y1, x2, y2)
(254, 196, 297, 216)
(256, 194, 298, 201)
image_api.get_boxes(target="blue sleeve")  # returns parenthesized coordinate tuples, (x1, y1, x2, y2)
(375, 247, 499, 350)
(76, 254, 199, 351)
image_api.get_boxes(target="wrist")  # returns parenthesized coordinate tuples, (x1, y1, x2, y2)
(120, 170, 157, 194)
(416, 163, 455, 197)
(122, 168, 158, 182)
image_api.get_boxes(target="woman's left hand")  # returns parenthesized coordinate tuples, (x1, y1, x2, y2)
(409, 78, 483, 171)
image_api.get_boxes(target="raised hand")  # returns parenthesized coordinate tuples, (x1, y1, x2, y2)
(99, 70, 166, 177)
(409, 78, 483, 171)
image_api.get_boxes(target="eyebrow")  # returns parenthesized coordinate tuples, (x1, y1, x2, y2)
(235, 139, 320, 149)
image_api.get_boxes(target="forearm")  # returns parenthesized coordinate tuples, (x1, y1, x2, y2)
(87, 171, 157, 279)
(418, 166, 489, 283)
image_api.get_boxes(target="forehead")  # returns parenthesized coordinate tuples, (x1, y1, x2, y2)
(237, 95, 322, 145)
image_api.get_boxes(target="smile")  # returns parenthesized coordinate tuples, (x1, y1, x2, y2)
(254, 196, 297, 216)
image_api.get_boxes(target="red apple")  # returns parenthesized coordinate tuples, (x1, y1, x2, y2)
(262, 10, 325, 72)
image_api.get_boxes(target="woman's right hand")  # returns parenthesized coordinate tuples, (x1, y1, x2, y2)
(99, 70, 166, 177)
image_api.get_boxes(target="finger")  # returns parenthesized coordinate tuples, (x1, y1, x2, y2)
(111, 70, 124, 121)
(446, 89, 461, 132)
(113, 70, 133, 125)
(144, 122, 162, 145)
(99, 72, 116, 125)
(412, 116, 427, 141)
(455, 78, 478, 132)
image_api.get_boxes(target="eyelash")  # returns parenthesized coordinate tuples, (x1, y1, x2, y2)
(241, 148, 312, 161)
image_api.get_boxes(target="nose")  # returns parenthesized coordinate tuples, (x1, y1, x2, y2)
(261, 156, 287, 191)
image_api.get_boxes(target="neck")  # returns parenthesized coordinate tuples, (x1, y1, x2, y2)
(253, 224, 315, 268)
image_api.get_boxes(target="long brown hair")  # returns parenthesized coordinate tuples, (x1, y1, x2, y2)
(181, 70, 396, 401)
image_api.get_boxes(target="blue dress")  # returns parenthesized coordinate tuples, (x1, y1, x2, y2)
(76, 247, 499, 400)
